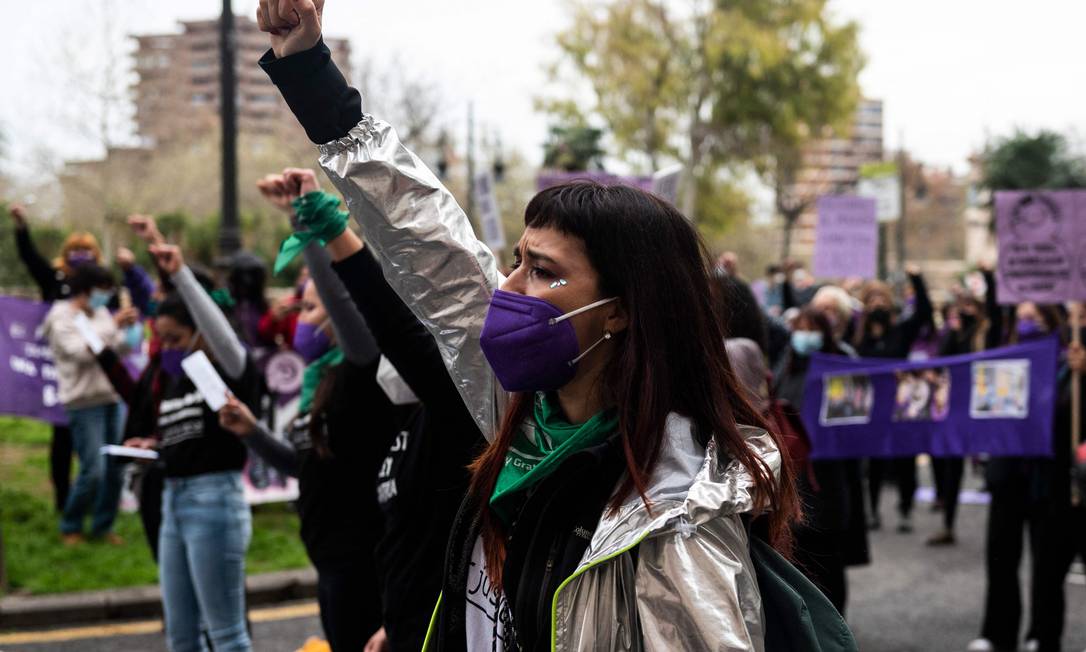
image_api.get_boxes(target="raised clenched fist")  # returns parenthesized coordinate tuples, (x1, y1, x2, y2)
(283, 168, 321, 197)
(149, 244, 183, 276)
(127, 214, 165, 245)
(256, 174, 295, 215)
(257, 0, 324, 59)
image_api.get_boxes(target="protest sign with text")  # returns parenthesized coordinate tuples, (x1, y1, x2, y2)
(995, 190, 1086, 304)
(812, 195, 879, 279)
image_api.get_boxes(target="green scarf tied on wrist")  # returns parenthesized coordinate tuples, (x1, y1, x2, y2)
(489, 393, 618, 525)
(273, 191, 350, 275)
(297, 346, 344, 415)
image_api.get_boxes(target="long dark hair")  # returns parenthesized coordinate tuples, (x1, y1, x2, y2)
(468, 182, 799, 583)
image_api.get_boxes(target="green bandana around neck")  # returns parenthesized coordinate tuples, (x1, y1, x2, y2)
(273, 191, 350, 275)
(298, 346, 344, 414)
(489, 393, 618, 524)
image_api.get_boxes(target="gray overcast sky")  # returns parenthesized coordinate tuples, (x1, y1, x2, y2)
(2, 0, 1085, 185)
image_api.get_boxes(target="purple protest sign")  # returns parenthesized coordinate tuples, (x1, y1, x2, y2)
(537, 170, 654, 193)
(800, 337, 1059, 459)
(812, 195, 878, 279)
(0, 296, 67, 425)
(995, 190, 1086, 304)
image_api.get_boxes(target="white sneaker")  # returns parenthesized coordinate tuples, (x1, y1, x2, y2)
(1020, 641, 1039, 652)
(966, 639, 994, 652)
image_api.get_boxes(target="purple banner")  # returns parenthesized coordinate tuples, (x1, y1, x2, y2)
(812, 195, 878, 279)
(0, 296, 67, 425)
(537, 170, 653, 193)
(995, 190, 1086, 304)
(800, 337, 1059, 458)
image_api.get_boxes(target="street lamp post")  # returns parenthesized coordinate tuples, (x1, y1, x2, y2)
(219, 0, 240, 256)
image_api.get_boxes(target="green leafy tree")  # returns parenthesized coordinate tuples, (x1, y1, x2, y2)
(981, 129, 1086, 191)
(542, 123, 606, 171)
(542, 0, 864, 237)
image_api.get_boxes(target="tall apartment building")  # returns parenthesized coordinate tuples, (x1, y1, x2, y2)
(786, 98, 885, 260)
(60, 16, 353, 225)
(131, 16, 352, 146)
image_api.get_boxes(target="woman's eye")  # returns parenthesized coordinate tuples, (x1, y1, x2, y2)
(529, 266, 555, 280)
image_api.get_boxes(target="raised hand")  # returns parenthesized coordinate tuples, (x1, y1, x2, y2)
(116, 246, 136, 270)
(127, 214, 165, 245)
(256, 174, 295, 215)
(257, 0, 324, 59)
(149, 244, 183, 276)
(282, 168, 321, 198)
(9, 204, 27, 228)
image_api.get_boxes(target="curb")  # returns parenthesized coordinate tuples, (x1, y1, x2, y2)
(0, 568, 317, 630)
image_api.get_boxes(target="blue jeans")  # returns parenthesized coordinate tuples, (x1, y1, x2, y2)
(159, 471, 252, 652)
(59, 402, 125, 536)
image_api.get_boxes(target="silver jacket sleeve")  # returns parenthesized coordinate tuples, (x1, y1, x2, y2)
(317, 115, 504, 441)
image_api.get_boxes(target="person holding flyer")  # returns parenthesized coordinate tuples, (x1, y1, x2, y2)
(123, 243, 264, 652)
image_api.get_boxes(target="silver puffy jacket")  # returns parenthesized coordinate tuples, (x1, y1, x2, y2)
(317, 115, 775, 651)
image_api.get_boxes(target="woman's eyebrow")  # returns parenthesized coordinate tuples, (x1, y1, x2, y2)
(524, 247, 559, 266)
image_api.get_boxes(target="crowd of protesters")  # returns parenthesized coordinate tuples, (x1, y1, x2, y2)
(2, 1, 1084, 650)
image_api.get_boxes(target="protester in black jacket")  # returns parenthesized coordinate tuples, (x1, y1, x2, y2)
(854, 266, 932, 532)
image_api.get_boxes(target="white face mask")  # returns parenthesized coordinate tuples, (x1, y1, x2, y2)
(376, 355, 418, 406)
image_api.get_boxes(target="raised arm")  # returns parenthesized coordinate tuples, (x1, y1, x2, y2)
(151, 245, 247, 380)
(897, 264, 933, 351)
(257, 172, 379, 367)
(258, 10, 503, 437)
(981, 268, 1004, 349)
(10, 205, 61, 301)
(303, 242, 379, 366)
(116, 247, 156, 315)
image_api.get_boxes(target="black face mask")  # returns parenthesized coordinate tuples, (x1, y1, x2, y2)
(868, 308, 893, 327)
(960, 313, 978, 331)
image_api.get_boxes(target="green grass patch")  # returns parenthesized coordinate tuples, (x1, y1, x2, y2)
(0, 415, 310, 595)
(0, 416, 51, 446)
(0, 488, 310, 596)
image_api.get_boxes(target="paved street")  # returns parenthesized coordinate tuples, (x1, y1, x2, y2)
(2, 470, 1084, 652)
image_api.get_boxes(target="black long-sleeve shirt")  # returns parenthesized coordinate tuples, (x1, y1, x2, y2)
(15, 227, 69, 301)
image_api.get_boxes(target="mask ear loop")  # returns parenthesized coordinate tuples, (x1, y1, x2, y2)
(548, 296, 618, 326)
(569, 331, 612, 366)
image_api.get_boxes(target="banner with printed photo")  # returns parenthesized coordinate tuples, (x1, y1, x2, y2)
(801, 337, 1059, 459)
(0, 296, 67, 425)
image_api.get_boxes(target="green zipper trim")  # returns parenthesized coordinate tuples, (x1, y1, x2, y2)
(548, 533, 649, 651)
(421, 592, 443, 651)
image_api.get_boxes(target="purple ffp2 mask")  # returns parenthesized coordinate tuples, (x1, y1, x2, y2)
(479, 289, 616, 392)
(294, 321, 332, 363)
